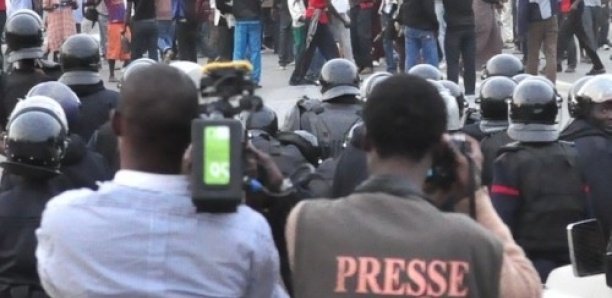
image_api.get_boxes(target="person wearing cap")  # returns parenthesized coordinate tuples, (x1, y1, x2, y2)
(0, 96, 69, 297)
(0, 9, 55, 129)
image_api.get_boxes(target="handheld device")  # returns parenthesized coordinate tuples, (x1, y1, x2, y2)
(568, 219, 606, 277)
(191, 119, 244, 213)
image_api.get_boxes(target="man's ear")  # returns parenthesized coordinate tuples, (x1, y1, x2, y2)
(110, 109, 122, 136)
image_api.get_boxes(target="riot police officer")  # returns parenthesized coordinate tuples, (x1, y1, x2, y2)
(58, 33, 118, 142)
(0, 9, 55, 128)
(491, 79, 589, 281)
(478, 76, 517, 186)
(482, 53, 524, 79)
(0, 96, 68, 298)
(561, 75, 612, 242)
(282, 59, 363, 159)
(26, 82, 112, 189)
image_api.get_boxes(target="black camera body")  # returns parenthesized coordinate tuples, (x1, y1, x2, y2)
(426, 133, 471, 191)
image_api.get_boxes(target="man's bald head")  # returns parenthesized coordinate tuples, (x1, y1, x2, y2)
(115, 64, 199, 172)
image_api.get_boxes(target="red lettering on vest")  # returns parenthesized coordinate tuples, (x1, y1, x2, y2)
(448, 261, 470, 297)
(382, 258, 405, 295)
(427, 260, 448, 296)
(406, 259, 427, 296)
(335, 256, 357, 292)
(356, 257, 383, 294)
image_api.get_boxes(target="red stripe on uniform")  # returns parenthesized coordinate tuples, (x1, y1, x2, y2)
(491, 185, 520, 197)
(583, 184, 591, 193)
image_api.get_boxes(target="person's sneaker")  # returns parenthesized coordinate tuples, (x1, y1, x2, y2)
(163, 49, 175, 64)
(108, 76, 119, 83)
(359, 67, 373, 75)
(565, 66, 576, 73)
(586, 68, 606, 75)
(604, 44, 610, 50)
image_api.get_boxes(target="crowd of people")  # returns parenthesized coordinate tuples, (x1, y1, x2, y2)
(0, 0, 611, 298)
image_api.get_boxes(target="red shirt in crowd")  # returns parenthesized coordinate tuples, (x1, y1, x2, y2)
(0, 0, 6, 11)
(306, 0, 329, 24)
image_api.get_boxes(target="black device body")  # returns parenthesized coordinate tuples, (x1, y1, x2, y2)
(567, 219, 606, 277)
(191, 119, 244, 213)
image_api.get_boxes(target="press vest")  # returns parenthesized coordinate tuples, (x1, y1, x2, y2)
(293, 176, 504, 298)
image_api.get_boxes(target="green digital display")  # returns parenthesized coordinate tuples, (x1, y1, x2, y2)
(203, 126, 231, 186)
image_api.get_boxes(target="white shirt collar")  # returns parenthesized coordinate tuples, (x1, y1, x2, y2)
(113, 170, 190, 196)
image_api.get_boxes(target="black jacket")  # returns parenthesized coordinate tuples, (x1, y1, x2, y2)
(0, 69, 53, 128)
(400, 0, 438, 31)
(232, 0, 261, 21)
(0, 178, 63, 294)
(442, 0, 475, 29)
(68, 81, 118, 143)
(56, 134, 113, 190)
(87, 122, 120, 175)
(561, 119, 612, 240)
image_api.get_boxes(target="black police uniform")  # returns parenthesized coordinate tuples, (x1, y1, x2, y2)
(67, 83, 118, 142)
(480, 131, 513, 187)
(56, 134, 112, 190)
(492, 141, 589, 279)
(283, 95, 362, 159)
(462, 122, 486, 141)
(0, 180, 60, 298)
(331, 145, 367, 198)
(250, 130, 311, 178)
(561, 119, 612, 240)
(87, 122, 119, 175)
(0, 69, 52, 128)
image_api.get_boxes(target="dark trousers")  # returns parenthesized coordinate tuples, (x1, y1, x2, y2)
(558, 8, 604, 70)
(598, 0, 610, 46)
(176, 20, 199, 62)
(557, 13, 577, 68)
(278, 9, 294, 66)
(131, 19, 159, 61)
(527, 17, 558, 83)
(350, 6, 373, 69)
(215, 23, 234, 61)
(290, 22, 339, 82)
(444, 27, 476, 95)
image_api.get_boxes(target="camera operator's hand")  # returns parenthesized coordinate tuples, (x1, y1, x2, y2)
(181, 144, 193, 176)
(427, 133, 483, 210)
(246, 143, 284, 192)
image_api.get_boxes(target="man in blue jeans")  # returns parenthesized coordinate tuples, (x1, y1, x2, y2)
(233, 0, 263, 84)
(400, 0, 438, 70)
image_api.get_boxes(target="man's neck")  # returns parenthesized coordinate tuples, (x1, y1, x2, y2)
(367, 154, 430, 191)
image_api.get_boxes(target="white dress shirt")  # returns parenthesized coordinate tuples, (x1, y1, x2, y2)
(36, 170, 288, 298)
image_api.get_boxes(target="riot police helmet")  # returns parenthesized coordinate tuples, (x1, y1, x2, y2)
(119, 58, 157, 89)
(512, 73, 533, 84)
(575, 75, 612, 132)
(5, 9, 44, 63)
(170, 61, 203, 89)
(479, 76, 517, 121)
(508, 80, 559, 142)
(242, 105, 279, 136)
(440, 80, 466, 116)
(408, 64, 443, 81)
(567, 76, 594, 118)
(483, 53, 524, 79)
(27, 81, 81, 130)
(2, 96, 68, 177)
(319, 58, 360, 101)
(60, 33, 101, 73)
(429, 79, 461, 131)
(360, 71, 392, 100)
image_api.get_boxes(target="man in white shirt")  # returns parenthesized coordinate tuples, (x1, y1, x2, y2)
(7, 0, 33, 16)
(36, 64, 287, 297)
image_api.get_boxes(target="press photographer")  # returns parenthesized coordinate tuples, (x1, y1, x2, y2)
(285, 74, 542, 298)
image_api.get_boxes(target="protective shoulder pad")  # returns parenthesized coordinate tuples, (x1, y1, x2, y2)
(297, 97, 324, 114)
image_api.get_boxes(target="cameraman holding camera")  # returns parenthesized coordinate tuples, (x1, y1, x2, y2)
(286, 74, 541, 297)
(36, 64, 287, 297)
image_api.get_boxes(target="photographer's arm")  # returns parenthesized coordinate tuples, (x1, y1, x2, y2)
(473, 188, 542, 298)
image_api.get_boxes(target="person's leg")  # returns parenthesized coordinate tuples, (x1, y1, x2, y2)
(247, 21, 263, 83)
(157, 20, 173, 55)
(434, 0, 446, 59)
(108, 59, 116, 80)
(98, 15, 109, 58)
(404, 27, 420, 71)
(444, 28, 461, 83)
(349, 7, 362, 68)
(462, 28, 477, 95)
(293, 26, 306, 63)
(356, 7, 373, 70)
(291, 22, 325, 82)
(233, 22, 248, 60)
(421, 28, 440, 68)
(526, 21, 543, 76)
(146, 20, 159, 61)
(381, 13, 396, 72)
(130, 20, 146, 60)
(582, 6, 598, 49)
(599, 0, 610, 46)
(278, 10, 293, 67)
(574, 12, 606, 70)
(543, 17, 558, 83)
(316, 24, 340, 60)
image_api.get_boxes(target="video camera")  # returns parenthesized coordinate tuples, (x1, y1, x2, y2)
(190, 61, 262, 213)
